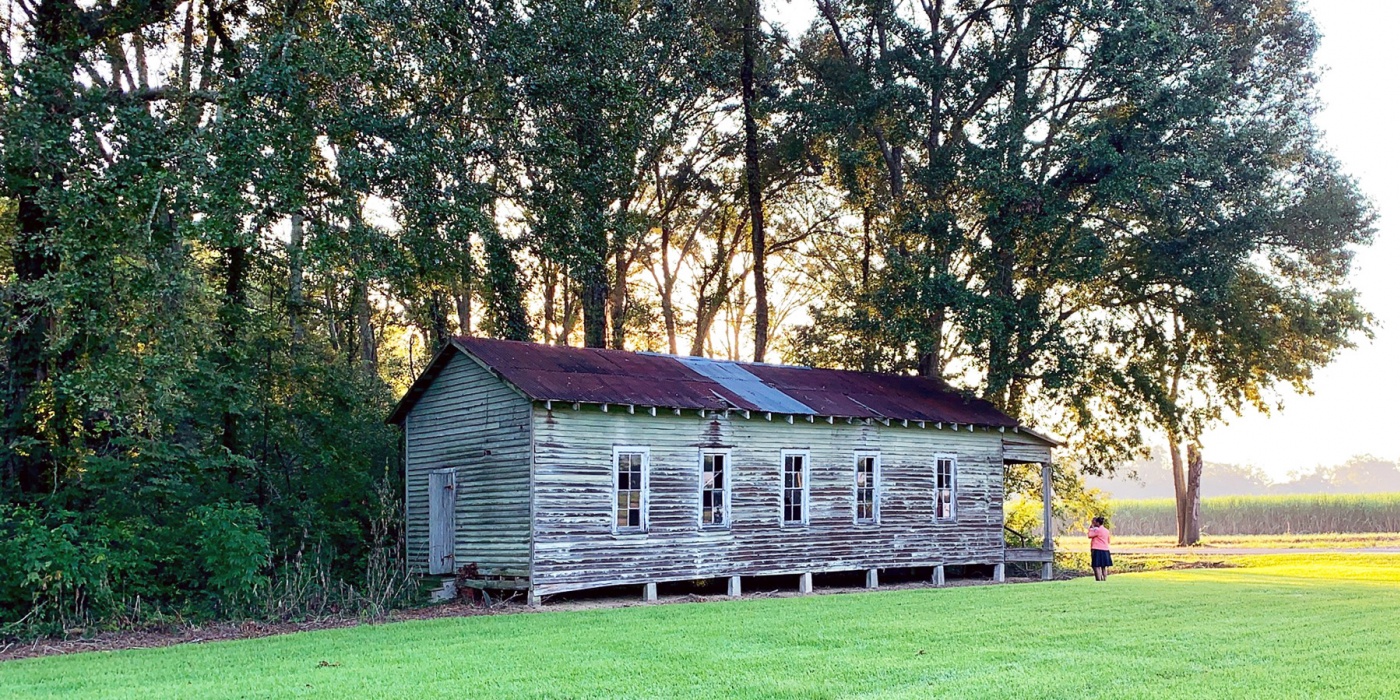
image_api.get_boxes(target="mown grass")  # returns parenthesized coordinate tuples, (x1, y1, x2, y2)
(1110, 492, 1400, 535)
(4, 555, 1399, 699)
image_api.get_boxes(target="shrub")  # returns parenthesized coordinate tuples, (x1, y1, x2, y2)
(0, 506, 116, 636)
(192, 503, 271, 614)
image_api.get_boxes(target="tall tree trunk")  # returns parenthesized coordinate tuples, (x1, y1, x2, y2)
(658, 224, 679, 355)
(1184, 443, 1203, 545)
(4, 184, 62, 494)
(1168, 434, 1189, 546)
(582, 276, 608, 348)
(427, 291, 450, 350)
(219, 243, 248, 455)
(610, 244, 627, 350)
(455, 288, 471, 337)
(919, 307, 945, 378)
(353, 279, 377, 373)
(543, 261, 558, 342)
(742, 0, 768, 362)
(325, 285, 341, 353)
(288, 212, 305, 343)
(580, 204, 609, 348)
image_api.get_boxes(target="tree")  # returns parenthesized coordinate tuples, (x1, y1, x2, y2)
(741, 0, 769, 361)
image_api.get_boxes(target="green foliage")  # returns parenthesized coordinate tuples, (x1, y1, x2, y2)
(1003, 498, 1044, 547)
(0, 507, 117, 636)
(192, 504, 271, 613)
(1110, 493, 1400, 536)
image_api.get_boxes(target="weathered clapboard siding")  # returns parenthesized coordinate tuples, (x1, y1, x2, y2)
(404, 352, 531, 577)
(1001, 434, 1053, 464)
(529, 406, 1008, 596)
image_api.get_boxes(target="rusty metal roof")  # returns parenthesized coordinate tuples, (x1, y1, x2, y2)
(388, 337, 1024, 430)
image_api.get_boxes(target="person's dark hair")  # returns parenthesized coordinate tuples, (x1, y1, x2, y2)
(1092, 516, 1106, 527)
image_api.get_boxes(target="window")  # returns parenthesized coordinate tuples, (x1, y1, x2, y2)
(854, 452, 879, 524)
(782, 450, 809, 525)
(614, 447, 649, 532)
(935, 455, 956, 521)
(700, 451, 730, 527)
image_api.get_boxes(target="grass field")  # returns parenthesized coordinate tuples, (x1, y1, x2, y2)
(1106, 532, 1400, 549)
(1109, 492, 1400, 535)
(3, 555, 1398, 699)
(1051, 532, 1400, 552)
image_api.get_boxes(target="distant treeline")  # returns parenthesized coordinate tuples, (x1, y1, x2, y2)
(1109, 493, 1400, 536)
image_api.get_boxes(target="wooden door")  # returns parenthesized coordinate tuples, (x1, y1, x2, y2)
(428, 468, 457, 575)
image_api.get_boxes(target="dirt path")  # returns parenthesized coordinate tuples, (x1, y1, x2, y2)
(1110, 546, 1400, 555)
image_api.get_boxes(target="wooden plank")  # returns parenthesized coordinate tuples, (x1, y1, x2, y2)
(405, 351, 533, 576)
(1004, 548, 1055, 562)
(1042, 461, 1054, 553)
(456, 578, 530, 591)
(428, 469, 456, 574)
(528, 408, 1011, 595)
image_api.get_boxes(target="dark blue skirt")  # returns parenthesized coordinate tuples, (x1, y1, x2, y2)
(1092, 549, 1113, 568)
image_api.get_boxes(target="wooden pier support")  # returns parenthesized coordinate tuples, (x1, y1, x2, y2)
(993, 563, 1005, 582)
(728, 576, 742, 597)
(1042, 461, 1055, 581)
(933, 565, 945, 587)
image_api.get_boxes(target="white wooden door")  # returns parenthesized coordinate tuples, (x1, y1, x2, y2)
(428, 469, 457, 575)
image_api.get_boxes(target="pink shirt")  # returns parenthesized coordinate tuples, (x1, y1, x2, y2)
(1088, 526, 1111, 551)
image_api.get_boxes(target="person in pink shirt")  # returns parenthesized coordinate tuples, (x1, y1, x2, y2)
(1087, 516, 1113, 581)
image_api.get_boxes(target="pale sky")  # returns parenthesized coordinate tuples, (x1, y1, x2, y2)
(768, 1, 1400, 480)
(1198, 1, 1400, 479)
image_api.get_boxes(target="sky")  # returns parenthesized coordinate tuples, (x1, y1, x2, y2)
(767, 1, 1400, 481)
(1196, 1, 1400, 479)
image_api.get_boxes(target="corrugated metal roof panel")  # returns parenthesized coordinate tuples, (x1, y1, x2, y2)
(454, 337, 753, 410)
(674, 356, 817, 415)
(743, 364, 1017, 427)
(388, 337, 1022, 430)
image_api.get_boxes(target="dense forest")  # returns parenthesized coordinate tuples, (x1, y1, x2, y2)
(0, 0, 1373, 634)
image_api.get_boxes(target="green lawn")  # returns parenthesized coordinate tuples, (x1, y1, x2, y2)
(5, 556, 1399, 699)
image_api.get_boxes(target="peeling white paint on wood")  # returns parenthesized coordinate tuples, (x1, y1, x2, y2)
(402, 348, 1054, 600)
(404, 352, 531, 577)
(528, 405, 1009, 597)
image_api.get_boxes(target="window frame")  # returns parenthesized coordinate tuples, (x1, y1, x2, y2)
(612, 445, 651, 534)
(934, 453, 957, 522)
(853, 450, 881, 525)
(780, 449, 811, 527)
(698, 448, 732, 530)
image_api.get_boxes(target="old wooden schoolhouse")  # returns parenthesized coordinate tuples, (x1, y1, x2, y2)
(388, 337, 1058, 605)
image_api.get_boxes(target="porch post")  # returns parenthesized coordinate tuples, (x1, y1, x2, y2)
(1042, 461, 1054, 580)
